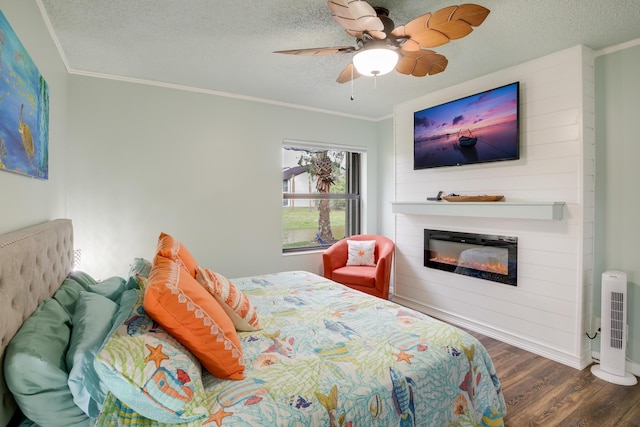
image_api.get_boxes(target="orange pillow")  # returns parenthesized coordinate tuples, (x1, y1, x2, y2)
(195, 266, 261, 332)
(156, 232, 199, 278)
(143, 255, 245, 379)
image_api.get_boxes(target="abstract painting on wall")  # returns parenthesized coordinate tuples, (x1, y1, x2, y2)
(0, 10, 49, 179)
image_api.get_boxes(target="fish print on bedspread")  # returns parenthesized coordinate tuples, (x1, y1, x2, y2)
(96, 271, 506, 426)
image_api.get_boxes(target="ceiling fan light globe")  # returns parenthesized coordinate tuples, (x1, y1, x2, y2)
(352, 49, 399, 77)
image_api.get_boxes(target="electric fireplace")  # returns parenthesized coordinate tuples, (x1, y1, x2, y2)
(424, 229, 517, 286)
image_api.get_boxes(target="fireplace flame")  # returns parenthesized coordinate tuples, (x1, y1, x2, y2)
(430, 257, 508, 275)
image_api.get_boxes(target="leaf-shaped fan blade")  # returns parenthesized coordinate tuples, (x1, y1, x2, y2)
(391, 13, 449, 49)
(274, 46, 355, 56)
(328, 0, 384, 38)
(428, 5, 459, 27)
(391, 4, 489, 49)
(430, 4, 489, 40)
(396, 50, 448, 77)
(336, 62, 360, 83)
(450, 4, 490, 27)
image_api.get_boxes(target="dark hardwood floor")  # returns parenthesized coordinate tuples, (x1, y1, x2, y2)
(466, 330, 640, 426)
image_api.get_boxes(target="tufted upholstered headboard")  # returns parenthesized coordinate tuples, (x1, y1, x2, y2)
(0, 219, 73, 426)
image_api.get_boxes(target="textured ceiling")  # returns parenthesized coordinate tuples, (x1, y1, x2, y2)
(39, 0, 640, 119)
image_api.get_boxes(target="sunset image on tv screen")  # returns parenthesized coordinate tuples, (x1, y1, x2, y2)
(414, 82, 519, 170)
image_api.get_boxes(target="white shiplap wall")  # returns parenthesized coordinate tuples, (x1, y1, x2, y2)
(392, 46, 594, 369)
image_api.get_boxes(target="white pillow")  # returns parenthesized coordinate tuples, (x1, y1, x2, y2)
(346, 240, 376, 266)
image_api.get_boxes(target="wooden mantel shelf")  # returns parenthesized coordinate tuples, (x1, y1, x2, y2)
(392, 201, 565, 220)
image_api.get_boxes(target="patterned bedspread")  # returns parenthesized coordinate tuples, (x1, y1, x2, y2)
(100, 271, 506, 426)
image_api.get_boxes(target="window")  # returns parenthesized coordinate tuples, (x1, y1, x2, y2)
(282, 141, 361, 253)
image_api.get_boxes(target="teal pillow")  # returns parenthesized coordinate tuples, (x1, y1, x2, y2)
(110, 288, 141, 332)
(4, 298, 89, 427)
(68, 271, 131, 301)
(68, 270, 99, 288)
(53, 278, 86, 316)
(125, 274, 147, 292)
(66, 292, 118, 418)
(129, 257, 152, 278)
(86, 276, 130, 301)
(127, 258, 152, 291)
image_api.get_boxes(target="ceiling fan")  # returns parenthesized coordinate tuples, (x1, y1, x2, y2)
(274, 1, 490, 83)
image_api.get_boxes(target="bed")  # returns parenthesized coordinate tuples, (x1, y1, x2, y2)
(0, 220, 506, 427)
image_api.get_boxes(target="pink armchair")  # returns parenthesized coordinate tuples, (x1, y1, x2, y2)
(322, 234, 395, 300)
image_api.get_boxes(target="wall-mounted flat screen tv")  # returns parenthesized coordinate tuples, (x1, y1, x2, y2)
(414, 81, 520, 170)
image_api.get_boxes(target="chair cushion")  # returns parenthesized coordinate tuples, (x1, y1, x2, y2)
(331, 265, 376, 288)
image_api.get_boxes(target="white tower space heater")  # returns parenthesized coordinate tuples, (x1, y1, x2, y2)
(591, 271, 637, 385)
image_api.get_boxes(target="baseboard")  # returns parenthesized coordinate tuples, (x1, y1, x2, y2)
(392, 294, 590, 370)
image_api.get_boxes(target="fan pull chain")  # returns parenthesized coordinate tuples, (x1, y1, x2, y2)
(350, 65, 355, 101)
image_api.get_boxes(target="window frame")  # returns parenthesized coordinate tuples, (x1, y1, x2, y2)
(282, 179, 290, 207)
(282, 140, 363, 254)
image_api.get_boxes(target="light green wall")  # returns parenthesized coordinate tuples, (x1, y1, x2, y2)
(594, 43, 640, 366)
(0, 1, 68, 233)
(66, 76, 380, 279)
